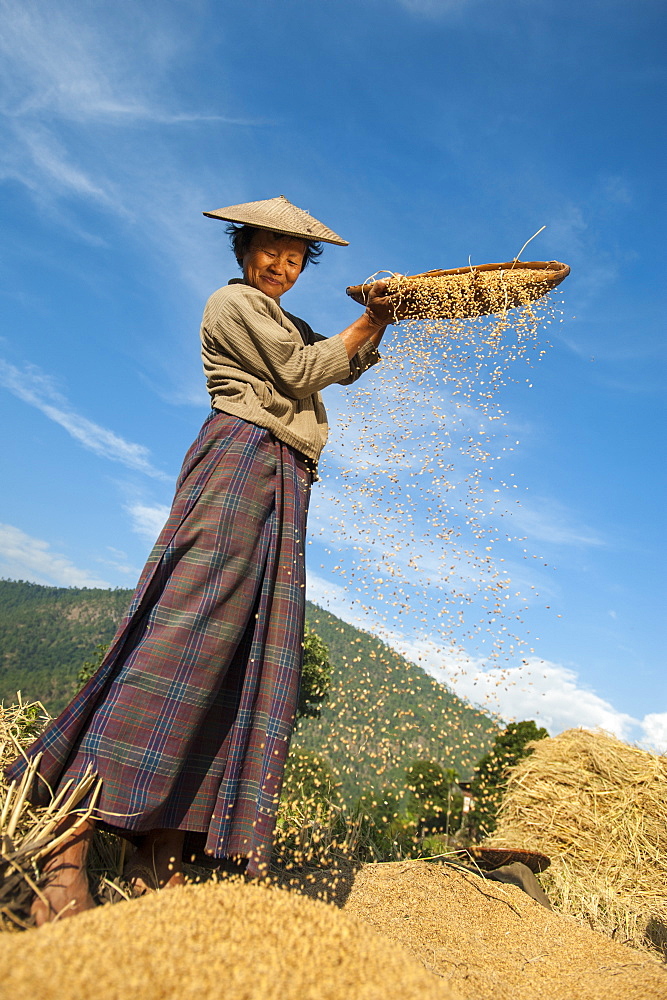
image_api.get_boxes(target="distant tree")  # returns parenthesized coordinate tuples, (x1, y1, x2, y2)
(470, 720, 548, 838)
(77, 643, 110, 686)
(298, 625, 333, 719)
(282, 749, 339, 804)
(405, 760, 450, 811)
(405, 760, 461, 835)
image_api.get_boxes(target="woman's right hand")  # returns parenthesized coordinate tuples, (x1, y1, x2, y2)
(364, 280, 398, 327)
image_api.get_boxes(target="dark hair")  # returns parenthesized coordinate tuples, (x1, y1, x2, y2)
(226, 224, 322, 272)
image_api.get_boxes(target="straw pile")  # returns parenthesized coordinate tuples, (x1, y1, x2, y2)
(0, 879, 456, 1000)
(0, 696, 50, 778)
(1, 696, 101, 930)
(487, 728, 667, 959)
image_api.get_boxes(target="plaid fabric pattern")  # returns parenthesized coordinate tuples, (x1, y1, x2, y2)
(6, 411, 311, 877)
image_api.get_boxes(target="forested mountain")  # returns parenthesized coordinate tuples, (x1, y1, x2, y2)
(0, 580, 132, 711)
(292, 606, 497, 799)
(0, 580, 497, 800)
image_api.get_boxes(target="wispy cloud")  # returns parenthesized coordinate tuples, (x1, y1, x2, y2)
(0, 522, 109, 588)
(0, 359, 169, 479)
(395, 0, 477, 16)
(0, 0, 262, 304)
(96, 547, 140, 578)
(9, 124, 121, 208)
(306, 580, 666, 752)
(125, 503, 170, 542)
(487, 493, 604, 547)
(0, 0, 255, 127)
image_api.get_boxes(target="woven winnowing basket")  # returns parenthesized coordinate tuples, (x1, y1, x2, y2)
(346, 260, 570, 322)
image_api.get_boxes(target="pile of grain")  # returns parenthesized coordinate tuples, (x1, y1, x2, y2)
(343, 860, 667, 1000)
(0, 879, 455, 1000)
(487, 728, 667, 959)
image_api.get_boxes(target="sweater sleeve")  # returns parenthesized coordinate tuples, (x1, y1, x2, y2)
(210, 289, 352, 400)
(305, 330, 381, 385)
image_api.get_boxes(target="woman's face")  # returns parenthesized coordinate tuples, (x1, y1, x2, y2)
(242, 230, 307, 299)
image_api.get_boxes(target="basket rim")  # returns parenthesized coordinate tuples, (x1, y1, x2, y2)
(467, 845, 552, 874)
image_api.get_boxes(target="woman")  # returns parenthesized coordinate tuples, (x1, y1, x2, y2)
(6, 195, 395, 923)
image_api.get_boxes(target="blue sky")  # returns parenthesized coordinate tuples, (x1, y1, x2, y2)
(0, 0, 665, 748)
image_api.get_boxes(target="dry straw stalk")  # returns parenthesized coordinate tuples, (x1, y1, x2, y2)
(0, 696, 101, 929)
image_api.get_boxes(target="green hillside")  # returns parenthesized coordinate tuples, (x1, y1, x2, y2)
(293, 605, 498, 800)
(0, 580, 132, 711)
(0, 580, 497, 801)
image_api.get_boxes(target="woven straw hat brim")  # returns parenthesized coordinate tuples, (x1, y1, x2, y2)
(203, 194, 349, 246)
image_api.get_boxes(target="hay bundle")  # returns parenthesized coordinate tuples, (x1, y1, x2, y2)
(0, 697, 100, 929)
(346, 260, 569, 322)
(0, 879, 455, 1000)
(487, 728, 667, 958)
(0, 696, 51, 777)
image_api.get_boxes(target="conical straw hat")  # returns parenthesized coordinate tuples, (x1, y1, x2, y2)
(203, 195, 349, 246)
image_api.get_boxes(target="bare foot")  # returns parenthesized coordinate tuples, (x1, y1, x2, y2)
(125, 829, 186, 894)
(32, 817, 96, 926)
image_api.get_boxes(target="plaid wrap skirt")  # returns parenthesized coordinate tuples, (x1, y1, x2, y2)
(6, 411, 312, 877)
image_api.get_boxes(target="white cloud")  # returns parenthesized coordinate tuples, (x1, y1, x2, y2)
(0, 359, 169, 479)
(304, 591, 666, 755)
(390, 637, 667, 753)
(641, 714, 667, 755)
(397, 639, 637, 739)
(0, 523, 109, 588)
(125, 503, 170, 542)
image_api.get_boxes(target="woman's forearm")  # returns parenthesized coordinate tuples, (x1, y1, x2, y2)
(339, 311, 387, 360)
